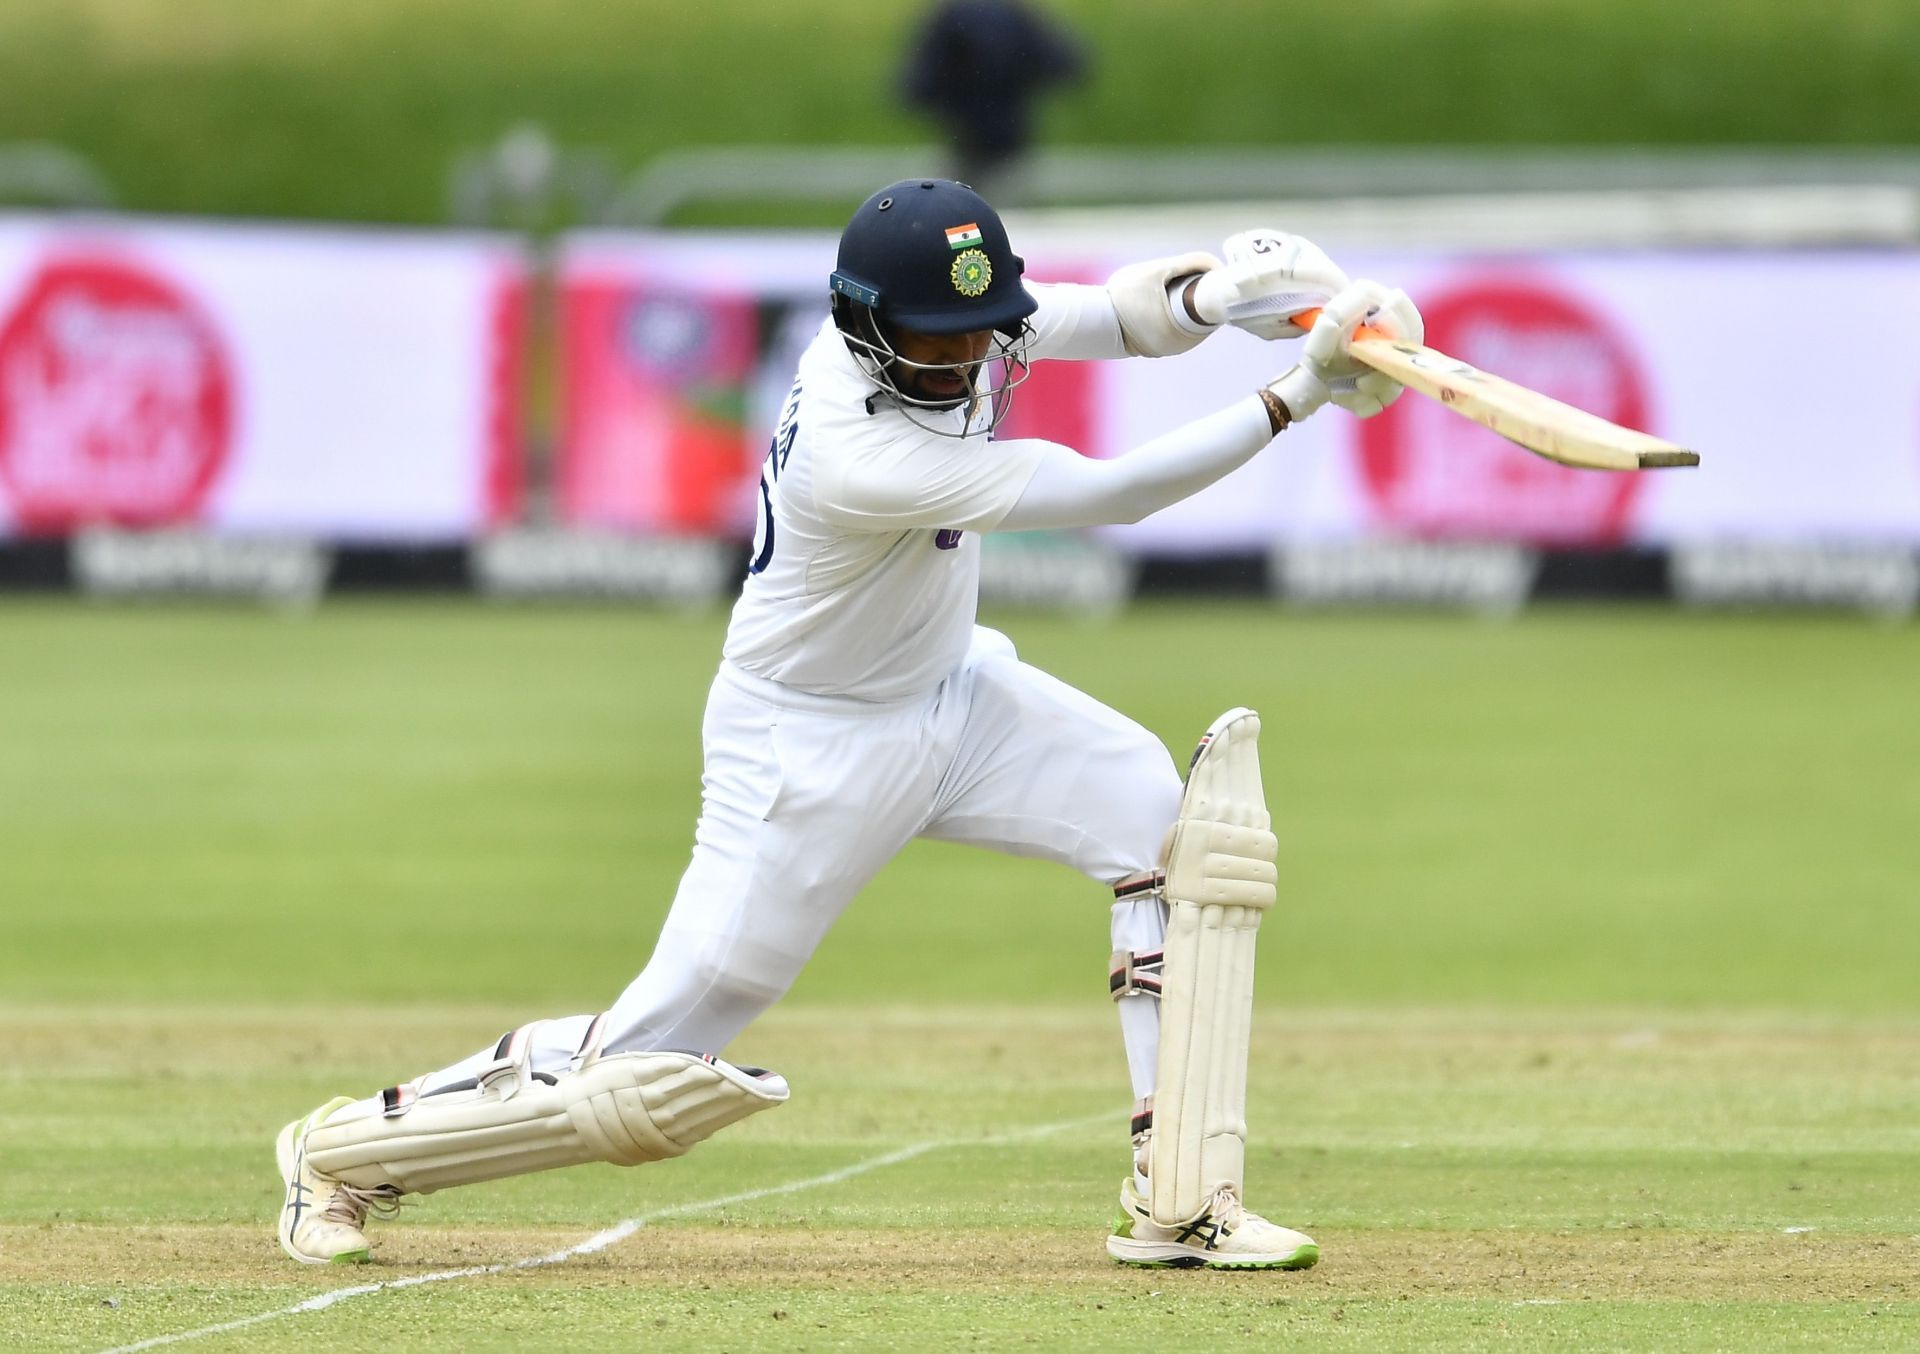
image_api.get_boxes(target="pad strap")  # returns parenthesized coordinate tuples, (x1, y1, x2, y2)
(570, 1012, 610, 1071)
(476, 1021, 546, 1100)
(1109, 948, 1164, 1001)
(1111, 870, 1169, 1000)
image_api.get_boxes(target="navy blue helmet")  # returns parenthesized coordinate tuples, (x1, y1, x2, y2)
(830, 179, 1037, 337)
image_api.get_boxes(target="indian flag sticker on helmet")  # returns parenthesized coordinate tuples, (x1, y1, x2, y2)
(944, 222, 984, 251)
(950, 248, 992, 298)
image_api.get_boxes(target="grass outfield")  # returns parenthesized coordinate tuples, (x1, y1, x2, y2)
(2, 601, 1917, 1349)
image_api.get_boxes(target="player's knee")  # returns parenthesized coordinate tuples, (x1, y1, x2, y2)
(1109, 732, 1183, 873)
(685, 951, 795, 1026)
(1136, 734, 1183, 821)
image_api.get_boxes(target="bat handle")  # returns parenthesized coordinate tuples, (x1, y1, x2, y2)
(1288, 306, 1390, 342)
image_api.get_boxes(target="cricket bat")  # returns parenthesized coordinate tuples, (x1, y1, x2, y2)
(1291, 307, 1700, 472)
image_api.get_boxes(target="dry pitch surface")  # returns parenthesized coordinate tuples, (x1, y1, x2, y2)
(5, 1006, 1917, 1352)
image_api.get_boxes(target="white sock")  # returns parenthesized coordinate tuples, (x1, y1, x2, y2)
(1110, 896, 1167, 1103)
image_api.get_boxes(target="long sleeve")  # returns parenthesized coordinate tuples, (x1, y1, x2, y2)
(995, 396, 1277, 532)
(1023, 281, 1129, 362)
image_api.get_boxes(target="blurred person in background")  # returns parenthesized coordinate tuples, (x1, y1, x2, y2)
(900, 0, 1087, 198)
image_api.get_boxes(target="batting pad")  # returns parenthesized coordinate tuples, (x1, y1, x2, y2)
(1149, 707, 1278, 1227)
(305, 1051, 789, 1195)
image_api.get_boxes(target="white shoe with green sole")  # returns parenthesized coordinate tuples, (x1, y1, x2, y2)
(275, 1097, 401, 1265)
(1106, 1178, 1319, 1270)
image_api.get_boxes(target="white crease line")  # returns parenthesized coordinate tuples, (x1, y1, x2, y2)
(97, 1107, 1113, 1354)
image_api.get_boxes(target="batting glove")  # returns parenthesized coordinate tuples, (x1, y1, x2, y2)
(1191, 229, 1352, 340)
(1304, 280, 1424, 418)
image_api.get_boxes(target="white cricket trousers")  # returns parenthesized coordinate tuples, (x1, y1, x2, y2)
(411, 627, 1181, 1102)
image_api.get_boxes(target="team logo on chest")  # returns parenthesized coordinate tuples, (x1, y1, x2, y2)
(950, 248, 992, 299)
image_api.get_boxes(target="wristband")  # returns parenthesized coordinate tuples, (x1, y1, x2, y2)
(1166, 276, 1218, 337)
(1256, 388, 1291, 436)
(1266, 364, 1329, 423)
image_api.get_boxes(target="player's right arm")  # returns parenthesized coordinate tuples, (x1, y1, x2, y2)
(996, 398, 1286, 532)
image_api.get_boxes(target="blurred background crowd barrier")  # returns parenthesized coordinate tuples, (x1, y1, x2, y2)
(0, 205, 1915, 616)
(0, 0, 1915, 615)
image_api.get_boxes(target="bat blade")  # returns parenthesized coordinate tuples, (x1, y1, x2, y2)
(1349, 335, 1698, 472)
(1287, 307, 1699, 472)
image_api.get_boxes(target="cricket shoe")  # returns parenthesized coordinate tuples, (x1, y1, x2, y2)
(1106, 1178, 1319, 1270)
(275, 1096, 402, 1265)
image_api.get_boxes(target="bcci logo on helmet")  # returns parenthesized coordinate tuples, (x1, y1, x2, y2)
(950, 248, 992, 299)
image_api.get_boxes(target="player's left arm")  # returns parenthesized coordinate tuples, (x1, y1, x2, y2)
(1022, 281, 1133, 362)
(1023, 252, 1227, 362)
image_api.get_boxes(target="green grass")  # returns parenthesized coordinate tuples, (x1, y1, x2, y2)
(0, 0, 1915, 224)
(2, 602, 1915, 1012)
(1, 601, 1917, 1350)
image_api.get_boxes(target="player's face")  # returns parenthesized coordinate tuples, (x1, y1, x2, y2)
(886, 326, 995, 407)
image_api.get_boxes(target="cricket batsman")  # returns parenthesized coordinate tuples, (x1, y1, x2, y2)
(276, 179, 1422, 1270)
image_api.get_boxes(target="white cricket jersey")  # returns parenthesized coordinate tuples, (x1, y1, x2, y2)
(722, 283, 1124, 701)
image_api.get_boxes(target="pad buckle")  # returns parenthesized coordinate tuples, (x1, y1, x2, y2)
(569, 1013, 610, 1073)
(476, 1022, 543, 1101)
(1109, 948, 1165, 1001)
